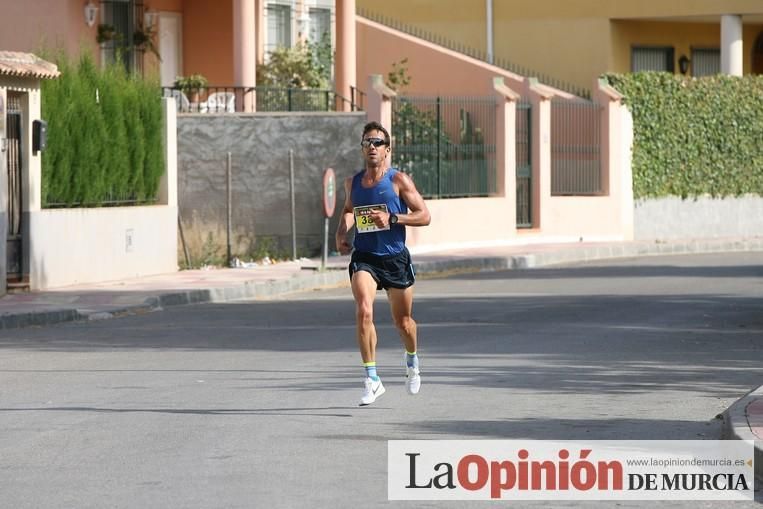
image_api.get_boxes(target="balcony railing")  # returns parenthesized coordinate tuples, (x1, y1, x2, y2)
(161, 86, 363, 113)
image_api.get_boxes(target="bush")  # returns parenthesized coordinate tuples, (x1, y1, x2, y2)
(41, 51, 163, 207)
(603, 72, 763, 199)
(257, 38, 331, 89)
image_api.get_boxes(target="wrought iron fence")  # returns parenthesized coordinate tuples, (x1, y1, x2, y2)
(551, 98, 602, 195)
(391, 96, 497, 199)
(160, 86, 362, 113)
(257, 87, 334, 112)
(351, 86, 366, 111)
(516, 101, 532, 227)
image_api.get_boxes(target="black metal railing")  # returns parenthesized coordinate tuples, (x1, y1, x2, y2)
(391, 95, 497, 199)
(161, 86, 363, 113)
(351, 86, 366, 111)
(551, 98, 602, 195)
(45, 197, 159, 208)
(516, 101, 532, 227)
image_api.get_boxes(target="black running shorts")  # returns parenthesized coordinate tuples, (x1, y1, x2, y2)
(348, 248, 416, 290)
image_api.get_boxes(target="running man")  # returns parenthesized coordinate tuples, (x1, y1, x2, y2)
(335, 121, 431, 406)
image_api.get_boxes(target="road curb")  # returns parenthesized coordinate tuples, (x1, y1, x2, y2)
(0, 308, 84, 330)
(1, 238, 762, 331)
(721, 386, 763, 480)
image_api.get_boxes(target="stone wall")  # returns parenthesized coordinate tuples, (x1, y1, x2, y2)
(177, 112, 367, 263)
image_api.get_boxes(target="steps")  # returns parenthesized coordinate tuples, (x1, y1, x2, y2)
(7, 275, 29, 293)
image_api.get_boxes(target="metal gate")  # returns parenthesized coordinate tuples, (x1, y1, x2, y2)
(550, 98, 602, 195)
(516, 101, 532, 228)
(391, 96, 496, 199)
(6, 94, 22, 280)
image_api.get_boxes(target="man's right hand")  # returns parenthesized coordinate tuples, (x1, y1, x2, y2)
(336, 236, 352, 255)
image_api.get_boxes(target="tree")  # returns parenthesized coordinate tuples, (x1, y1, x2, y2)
(385, 58, 454, 197)
(257, 39, 331, 89)
(256, 37, 334, 110)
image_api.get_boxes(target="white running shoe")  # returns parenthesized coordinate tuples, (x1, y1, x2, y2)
(406, 366, 421, 395)
(359, 377, 385, 406)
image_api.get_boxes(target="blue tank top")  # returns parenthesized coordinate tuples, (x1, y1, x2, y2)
(351, 168, 408, 256)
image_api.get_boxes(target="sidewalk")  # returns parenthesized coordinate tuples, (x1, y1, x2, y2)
(1, 236, 761, 472)
(723, 386, 763, 479)
(3, 236, 761, 329)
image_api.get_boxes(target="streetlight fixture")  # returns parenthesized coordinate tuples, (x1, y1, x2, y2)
(84, 1, 98, 27)
(678, 54, 691, 75)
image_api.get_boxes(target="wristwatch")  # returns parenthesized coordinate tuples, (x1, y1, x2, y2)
(389, 213, 399, 225)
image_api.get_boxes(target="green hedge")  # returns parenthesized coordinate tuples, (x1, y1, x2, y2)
(603, 72, 763, 199)
(41, 52, 164, 207)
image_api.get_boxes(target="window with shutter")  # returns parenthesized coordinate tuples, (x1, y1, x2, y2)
(266, 3, 292, 56)
(691, 48, 720, 77)
(631, 46, 675, 73)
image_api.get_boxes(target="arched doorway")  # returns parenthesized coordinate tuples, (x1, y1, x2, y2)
(753, 31, 763, 74)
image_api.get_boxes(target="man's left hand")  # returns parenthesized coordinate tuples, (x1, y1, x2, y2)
(368, 210, 390, 228)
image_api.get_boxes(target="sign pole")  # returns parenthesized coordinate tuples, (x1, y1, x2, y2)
(322, 217, 329, 270)
(289, 150, 296, 260)
(321, 168, 336, 271)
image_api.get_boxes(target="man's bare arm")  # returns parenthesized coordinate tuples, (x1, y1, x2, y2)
(393, 171, 431, 227)
(367, 172, 431, 228)
(335, 177, 355, 254)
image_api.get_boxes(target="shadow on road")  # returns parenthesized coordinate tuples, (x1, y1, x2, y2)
(442, 262, 763, 281)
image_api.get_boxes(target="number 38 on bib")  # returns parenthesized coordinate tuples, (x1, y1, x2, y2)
(354, 204, 389, 234)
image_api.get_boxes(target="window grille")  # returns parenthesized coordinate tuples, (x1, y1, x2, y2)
(266, 3, 292, 54)
(308, 7, 331, 43)
(691, 48, 720, 77)
(631, 46, 674, 72)
(100, 0, 145, 74)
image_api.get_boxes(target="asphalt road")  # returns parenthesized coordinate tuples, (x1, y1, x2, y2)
(0, 252, 761, 508)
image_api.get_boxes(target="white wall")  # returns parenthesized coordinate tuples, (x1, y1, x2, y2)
(536, 84, 635, 242)
(25, 98, 178, 290)
(27, 205, 177, 289)
(634, 195, 763, 240)
(406, 197, 515, 250)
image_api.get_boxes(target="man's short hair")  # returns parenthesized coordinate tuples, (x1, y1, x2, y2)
(362, 121, 391, 146)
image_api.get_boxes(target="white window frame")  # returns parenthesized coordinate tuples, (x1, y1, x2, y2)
(265, 0, 295, 58)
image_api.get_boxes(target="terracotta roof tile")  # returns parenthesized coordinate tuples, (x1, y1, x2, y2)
(0, 51, 60, 80)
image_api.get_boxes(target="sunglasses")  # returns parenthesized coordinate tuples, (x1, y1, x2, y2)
(361, 137, 387, 148)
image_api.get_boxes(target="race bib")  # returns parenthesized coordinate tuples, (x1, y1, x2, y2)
(354, 204, 389, 234)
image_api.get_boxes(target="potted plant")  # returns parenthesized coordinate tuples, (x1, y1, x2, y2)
(133, 24, 160, 60)
(174, 74, 208, 104)
(96, 23, 120, 45)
